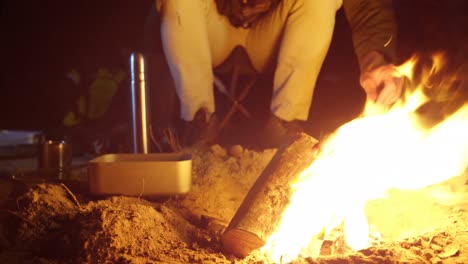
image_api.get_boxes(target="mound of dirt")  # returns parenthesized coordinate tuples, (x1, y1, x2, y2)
(0, 144, 467, 264)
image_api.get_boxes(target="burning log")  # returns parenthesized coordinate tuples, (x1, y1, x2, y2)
(221, 133, 319, 258)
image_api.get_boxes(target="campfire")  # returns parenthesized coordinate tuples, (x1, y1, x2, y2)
(224, 53, 468, 263)
(0, 53, 466, 264)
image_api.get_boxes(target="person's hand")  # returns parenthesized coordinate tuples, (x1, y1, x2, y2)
(360, 51, 404, 107)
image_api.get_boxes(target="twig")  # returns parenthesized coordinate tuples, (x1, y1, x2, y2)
(0, 209, 38, 228)
(60, 183, 82, 210)
(138, 177, 145, 200)
(149, 125, 163, 152)
(164, 127, 181, 152)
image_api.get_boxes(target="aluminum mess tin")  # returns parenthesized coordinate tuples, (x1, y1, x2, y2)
(88, 153, 192, 196)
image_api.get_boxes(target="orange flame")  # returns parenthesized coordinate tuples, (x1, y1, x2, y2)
(261, 54, 468, 262)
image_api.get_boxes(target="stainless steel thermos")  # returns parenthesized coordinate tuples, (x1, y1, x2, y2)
(130, 52, 151, 154)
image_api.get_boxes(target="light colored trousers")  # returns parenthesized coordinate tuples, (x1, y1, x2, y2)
(157, 0, 343, 121)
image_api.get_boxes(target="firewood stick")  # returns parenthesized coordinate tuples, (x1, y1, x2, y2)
(221, 132, 319, 258)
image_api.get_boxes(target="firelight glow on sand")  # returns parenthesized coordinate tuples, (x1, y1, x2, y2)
(261, 54, 468, 263)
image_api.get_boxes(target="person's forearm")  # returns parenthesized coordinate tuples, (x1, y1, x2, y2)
(343, 0, 397, 71)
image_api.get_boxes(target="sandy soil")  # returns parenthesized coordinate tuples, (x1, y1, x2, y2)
(0, 144, 467, 264)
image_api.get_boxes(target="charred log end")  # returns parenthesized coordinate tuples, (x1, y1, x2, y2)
(221, 228, 264, 258)
(221, 133, 319, 258)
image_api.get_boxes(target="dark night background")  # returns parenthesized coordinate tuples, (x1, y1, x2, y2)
(1, 1, 467, 142)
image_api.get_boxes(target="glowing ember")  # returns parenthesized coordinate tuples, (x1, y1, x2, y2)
(261, 54, 468, 262)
